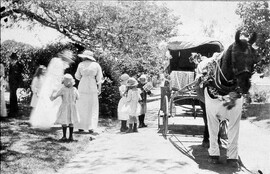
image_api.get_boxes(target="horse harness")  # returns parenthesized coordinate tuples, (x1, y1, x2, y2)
(209, 42, 255, 98)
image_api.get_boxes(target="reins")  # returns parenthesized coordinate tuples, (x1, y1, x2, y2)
(212, 52, 237, 95)
(214, 56, 233, 84)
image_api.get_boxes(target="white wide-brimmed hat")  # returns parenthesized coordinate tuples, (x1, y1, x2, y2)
(78, 50, 96, 61)
(58, 49, 74, 63)
(138, 74, 147, 84)
(119, 73, 130, 82)
(62, 74, 75, 87)
(126, 77, 138, 87)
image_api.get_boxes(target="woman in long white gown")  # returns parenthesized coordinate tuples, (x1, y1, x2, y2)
(74, 50, 103, 132)
(29, 50, 74, 129)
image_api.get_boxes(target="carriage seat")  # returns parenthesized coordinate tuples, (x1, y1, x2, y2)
(170, 71, 195, 91)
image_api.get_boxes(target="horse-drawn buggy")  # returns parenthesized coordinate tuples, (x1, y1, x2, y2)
(158, 36, 224, 137)
(158, 30, 258, 168)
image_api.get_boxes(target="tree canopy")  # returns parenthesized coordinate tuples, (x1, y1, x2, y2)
(1, 0, 180, 118)
(1, 0, 180, 75)
(236, 1, 270, 73)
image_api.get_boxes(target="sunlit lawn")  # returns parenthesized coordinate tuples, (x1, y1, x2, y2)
(0, 103, 116, 174)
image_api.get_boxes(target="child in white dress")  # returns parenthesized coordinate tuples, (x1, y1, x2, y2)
(117, 73, 130, 132)
(50, 74, 80, 141)
(30, 65, 46, 108)
(125, 77, 142, 133)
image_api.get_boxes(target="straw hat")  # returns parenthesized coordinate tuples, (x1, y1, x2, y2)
(126, 77, 138, 87)
(62, 74, 75, 88)
(58, 49, 74, 63)
(78, 50, 96, 61)
(119, 73, 130, 82)
(138, 74, 147, 84)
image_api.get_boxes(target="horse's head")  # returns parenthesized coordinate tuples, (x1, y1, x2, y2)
(222, 30, 258, 94)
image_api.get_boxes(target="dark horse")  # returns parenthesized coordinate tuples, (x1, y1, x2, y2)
(197, 30, 258, 166)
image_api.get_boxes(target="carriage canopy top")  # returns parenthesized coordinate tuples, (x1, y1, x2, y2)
(166, 36, 224, 72)
(167, 36, 224, 51)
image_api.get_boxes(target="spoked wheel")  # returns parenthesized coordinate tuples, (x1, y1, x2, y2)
(163, 95, 169, 137)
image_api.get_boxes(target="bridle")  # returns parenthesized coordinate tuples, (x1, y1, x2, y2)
(213, 43, 256, 95)
(231, 43, 256, 77)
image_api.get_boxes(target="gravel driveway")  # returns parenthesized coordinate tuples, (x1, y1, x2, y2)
(57, 88, 270, 174)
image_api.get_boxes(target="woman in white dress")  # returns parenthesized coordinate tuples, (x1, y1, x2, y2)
(0, 63, 7, 117)
(74, 50, 103, 133)
(29, 50, 75, 129)
(30, 65, 46, 108)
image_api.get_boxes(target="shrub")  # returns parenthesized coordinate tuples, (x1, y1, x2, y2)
(251, 91, 270, 103)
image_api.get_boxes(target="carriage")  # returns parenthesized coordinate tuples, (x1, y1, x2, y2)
(158, 36, 224, 137)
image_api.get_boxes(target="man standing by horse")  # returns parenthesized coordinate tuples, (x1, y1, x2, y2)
(195, 30, 258, 169)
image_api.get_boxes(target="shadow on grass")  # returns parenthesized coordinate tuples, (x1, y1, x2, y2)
(1, 137, 71, 163)
(1, 104, 93, 174)
(0, 149, 25, 162)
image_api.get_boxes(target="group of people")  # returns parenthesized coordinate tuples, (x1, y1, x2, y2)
(29, 49, 103, 141)
(117, 73, 153, 133)
(1, 53, 25, 117)
(1, 48, 153, 141)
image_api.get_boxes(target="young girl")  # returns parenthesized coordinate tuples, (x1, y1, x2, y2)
(125, 77, 142, 133)
(30, 65, 46, 108)
(137, 74, 152, 128)
(50, 74, 80, 141)
(117, 73, 130, 132)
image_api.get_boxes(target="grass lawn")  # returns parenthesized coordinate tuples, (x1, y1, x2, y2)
(0, 103, 117, 174)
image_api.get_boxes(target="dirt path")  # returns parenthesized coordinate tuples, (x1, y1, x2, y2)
(56, 88, 270, 174)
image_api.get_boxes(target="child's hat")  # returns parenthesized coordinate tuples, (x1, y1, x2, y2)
(138, 74, 147, 84)
(126, 77, 138, 87)
(62, 74, 75, 87)
(119, 73, 129, 82)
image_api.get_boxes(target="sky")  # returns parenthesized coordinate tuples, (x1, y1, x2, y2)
(164, 1, 241, 47)
(1, 1, 241, 48)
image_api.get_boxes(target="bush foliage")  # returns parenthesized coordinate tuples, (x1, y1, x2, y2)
(1, 1, 180, 118)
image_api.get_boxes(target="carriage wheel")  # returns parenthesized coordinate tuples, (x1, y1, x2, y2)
(157, 109, 161, 129)
(163, 95, 169, 137)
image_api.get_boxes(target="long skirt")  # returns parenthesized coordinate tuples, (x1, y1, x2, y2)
(74, 92, 99, 130)
(29, 58, 66, 129)
(118, 97, 129, 120)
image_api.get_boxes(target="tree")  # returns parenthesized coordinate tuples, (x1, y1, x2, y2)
(1, 40, 73, 87)
(1, 0, 180, 118)
(200, 20, 218, 38)
(236, 1, 270, 74)
(1, 0, 179, 75)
